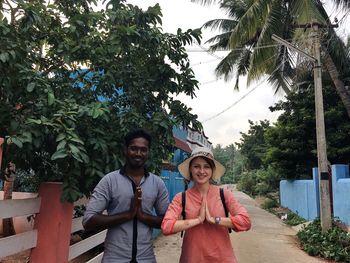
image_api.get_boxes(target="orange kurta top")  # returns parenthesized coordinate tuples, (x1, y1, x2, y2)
(161, 185, 251, 263)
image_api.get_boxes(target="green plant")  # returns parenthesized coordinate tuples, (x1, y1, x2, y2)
(297, 219, 350, 262)
(236, 170, 257, 196)
(13, 169, 40, 193)
(261, 198, 278, 210)
(284, 212, 306, 226)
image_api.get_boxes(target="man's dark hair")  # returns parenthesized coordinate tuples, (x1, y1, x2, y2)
(124, 129, 152, 148)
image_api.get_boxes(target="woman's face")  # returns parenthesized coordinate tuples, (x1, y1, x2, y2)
(189, 157, 213, 185)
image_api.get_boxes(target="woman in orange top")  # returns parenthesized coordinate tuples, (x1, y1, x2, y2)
(161, 146, 251, 263)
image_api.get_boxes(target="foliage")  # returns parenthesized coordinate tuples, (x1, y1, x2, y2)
(0, 0, 202, 201)
(12, 170, 40, 193)
(236, 170, 256, 196)
(297, 219, 350, 262)
(236, 120, 270, 171)
(266, 83, 350, 179)
(261, 198, 278, 210)
(236, 166, 280, 196)
(213, 144, 239, 184)
(227, 150, 246, 183)
(284, 212, 306, 226)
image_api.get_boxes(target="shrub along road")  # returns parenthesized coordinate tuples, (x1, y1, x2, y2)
(154, 185, 332, 263)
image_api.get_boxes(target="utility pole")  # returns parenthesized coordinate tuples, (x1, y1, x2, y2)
(311, 23, 332, 231)
(272, 21, 335, 231)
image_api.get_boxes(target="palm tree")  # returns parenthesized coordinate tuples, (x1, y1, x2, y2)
(191, 0, 350, 117)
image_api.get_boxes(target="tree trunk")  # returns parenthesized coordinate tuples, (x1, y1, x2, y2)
(323, 51, 350, 119)
(2, 162, 16, 236)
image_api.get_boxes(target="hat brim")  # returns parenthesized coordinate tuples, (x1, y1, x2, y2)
(178, 156, 225, 182)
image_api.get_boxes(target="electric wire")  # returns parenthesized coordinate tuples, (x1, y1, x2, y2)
(201, 58, 284, 123)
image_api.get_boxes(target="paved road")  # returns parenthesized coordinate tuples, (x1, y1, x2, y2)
(154, 186, 331, 263)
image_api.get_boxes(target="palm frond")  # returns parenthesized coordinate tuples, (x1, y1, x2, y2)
(215, 48, 250, 83)
(202, 18, 238, 32)
(266, 48, 295, 95)
(220, 0, 250, 19)
(228, 0, 273, 48)
(332, 0, 350, 10)
(190, 0, 219, 6)
(290, 0, 326, 24)
(248, 0, 288, 83)
(206, 32, 231, 51)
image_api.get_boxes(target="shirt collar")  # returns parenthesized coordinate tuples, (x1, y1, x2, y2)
(120, 165, 150, 177)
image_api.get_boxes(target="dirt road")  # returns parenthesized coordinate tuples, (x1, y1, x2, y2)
(154, 186, 330, 263)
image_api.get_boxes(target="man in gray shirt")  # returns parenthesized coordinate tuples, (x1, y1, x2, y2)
(83, 129, 169, 263)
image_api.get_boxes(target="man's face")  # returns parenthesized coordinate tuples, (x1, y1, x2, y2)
(125, 137, 150, 169)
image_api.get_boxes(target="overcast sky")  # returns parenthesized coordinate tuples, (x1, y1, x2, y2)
(127, 0, 349, 147)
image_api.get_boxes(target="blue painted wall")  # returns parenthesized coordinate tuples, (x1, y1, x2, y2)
(332, 164, 350, 225)
(280, 171, 319, 220)
(280, 164, 350, 225)
(153, 169, 190, 237)
(161, 170, 190, 201)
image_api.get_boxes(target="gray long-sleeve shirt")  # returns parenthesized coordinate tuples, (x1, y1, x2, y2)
(83, 169, 169, 263)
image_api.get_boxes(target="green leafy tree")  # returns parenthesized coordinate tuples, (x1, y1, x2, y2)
(236, 120, 270, 171)
(0, 0, 202, 201)
(213, 144, 237, 184)
(265, 80, 350, 179)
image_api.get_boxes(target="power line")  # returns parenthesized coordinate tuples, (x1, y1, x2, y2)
(191, 58, 221, 66)
(201, 61, 284, 123)
(201, 80, 263, 123)
(199, 79, 220, 85)
(186, 43, 286, 54)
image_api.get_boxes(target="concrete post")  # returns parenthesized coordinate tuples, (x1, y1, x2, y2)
(312, 24, 332, 231)
(30, 182, 73, 263)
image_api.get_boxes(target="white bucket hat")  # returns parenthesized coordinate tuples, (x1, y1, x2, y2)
(178, 146, 225, 182)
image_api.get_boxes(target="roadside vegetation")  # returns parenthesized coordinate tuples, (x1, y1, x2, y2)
(297, 219, 350, 262)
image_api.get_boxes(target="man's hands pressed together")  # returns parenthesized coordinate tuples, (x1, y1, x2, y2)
(130, 186, 143, 219)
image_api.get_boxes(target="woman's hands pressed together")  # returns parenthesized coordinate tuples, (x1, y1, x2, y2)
(204, 199, 215, 224)
(197, 195, 206, 224)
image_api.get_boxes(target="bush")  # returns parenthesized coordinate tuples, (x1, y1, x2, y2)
(237, 166, 281, 197)
(261, 198, 278, 210)
(284, 212, 306, 226)
(236, 170, 257, 196)
(297, 219, 350, 262)
(13, 170, 40, 192)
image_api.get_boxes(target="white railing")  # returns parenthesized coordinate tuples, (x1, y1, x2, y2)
(0, 197, 41, 258)
(68, 198, 106, 262)
(0, 192, 105, 262)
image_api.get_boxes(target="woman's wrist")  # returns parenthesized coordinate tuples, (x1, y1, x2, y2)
(208, 216, 215, 224)
(197, 216, 204, 224)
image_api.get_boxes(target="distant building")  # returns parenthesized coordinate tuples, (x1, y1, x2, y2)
(162, 125, 212, 171)
(186, 126, 213, 150)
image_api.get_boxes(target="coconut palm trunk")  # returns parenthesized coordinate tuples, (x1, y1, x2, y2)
(323, 50, 350, 118)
